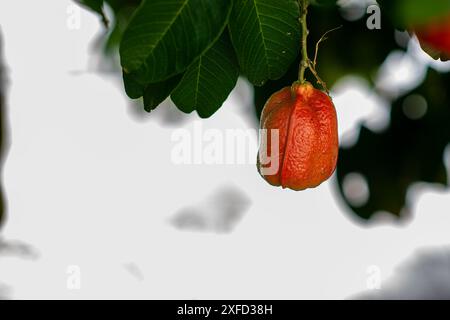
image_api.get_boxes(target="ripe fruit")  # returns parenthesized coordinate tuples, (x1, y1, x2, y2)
(257, 82, 338, 191)
(414, 14, 450, 61)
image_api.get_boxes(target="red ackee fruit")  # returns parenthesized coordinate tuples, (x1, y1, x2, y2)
(415, 14, 450, 60)
(257, 82, 338, 191)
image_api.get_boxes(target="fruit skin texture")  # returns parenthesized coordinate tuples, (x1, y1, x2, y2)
(415, 15, 450, 60)
(257, 82, 338, 191)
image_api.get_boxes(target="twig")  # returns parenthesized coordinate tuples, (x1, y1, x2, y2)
(313, 25, 342, 68)
(308, 60, 329, 93)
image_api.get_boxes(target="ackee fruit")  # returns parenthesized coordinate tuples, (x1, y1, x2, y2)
(257, 82, 338, 191)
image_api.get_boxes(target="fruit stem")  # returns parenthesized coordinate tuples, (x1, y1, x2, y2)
(297, 0, 333, 94)
(298, 0, 309, 84)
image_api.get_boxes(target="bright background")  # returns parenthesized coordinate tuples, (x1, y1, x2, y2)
(0, 0, 450, 299)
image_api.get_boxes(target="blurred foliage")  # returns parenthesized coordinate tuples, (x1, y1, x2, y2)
(0, 31, 6, 230)
(76, 0, 450, 224)
(77, 0, 142, 52)
(379, 0, 450, 27)
(76, 0, 109, 26)
(337, 70, 450, 220)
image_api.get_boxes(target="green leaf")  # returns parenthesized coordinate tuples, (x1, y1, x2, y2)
(119, 0, 232, 83)
(76, 0, 109, 27)
(123, 71, 145, 99)
(171, 33, 239, 118)
(379, 0, 450, 27)
(228, 0, 301, 86)
(143, 74, 183, 112)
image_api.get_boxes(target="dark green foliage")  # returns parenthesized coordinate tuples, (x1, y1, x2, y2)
(336, 71, 450, 220)
(143, 74, 183, 112)
(379, 0, 450, 27)
(171, 33, 239, 118)
(228, 0, 301, 85)
(0, 32, 6, 230)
